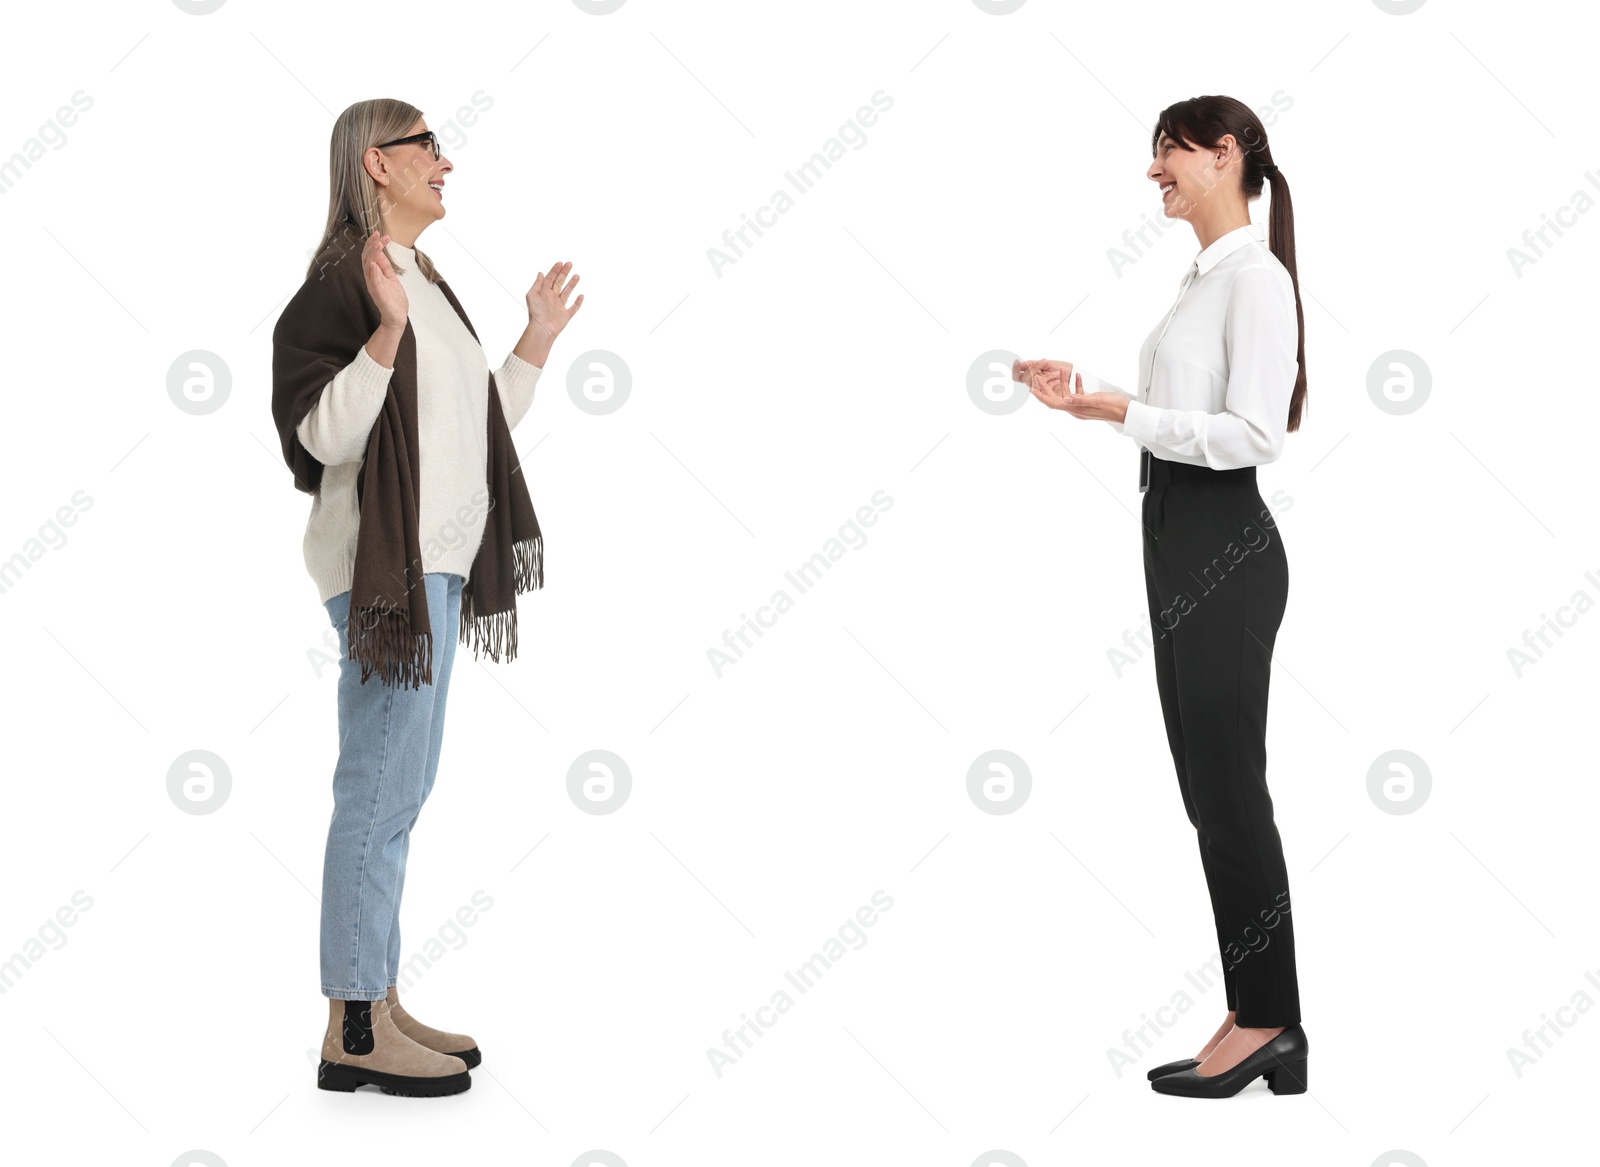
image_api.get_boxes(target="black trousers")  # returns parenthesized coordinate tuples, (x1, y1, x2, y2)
(1140, 452, 1300, 1027)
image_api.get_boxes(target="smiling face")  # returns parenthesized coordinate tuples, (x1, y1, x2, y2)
(1147, 129, 1235, 222)
(365, 117, 453, 243)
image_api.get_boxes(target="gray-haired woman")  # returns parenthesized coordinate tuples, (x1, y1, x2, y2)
(271, 98, 583, 1097)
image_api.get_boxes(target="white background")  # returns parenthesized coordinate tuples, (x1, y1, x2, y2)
(1, 1, 1594, 1164)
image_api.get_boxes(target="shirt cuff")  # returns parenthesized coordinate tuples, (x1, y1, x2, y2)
(1122, 399, 1160, 444)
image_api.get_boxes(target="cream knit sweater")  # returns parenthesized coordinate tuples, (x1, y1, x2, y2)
(294, 239, 543, 603)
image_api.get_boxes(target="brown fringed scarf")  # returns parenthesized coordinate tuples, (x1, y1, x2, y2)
(271, 222, 543, 689)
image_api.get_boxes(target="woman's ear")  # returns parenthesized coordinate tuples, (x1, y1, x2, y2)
(1216, 134, 1241, 170)
(361, 147, 388, 186)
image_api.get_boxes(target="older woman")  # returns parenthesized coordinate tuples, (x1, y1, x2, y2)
(271, 98, 583, 1097)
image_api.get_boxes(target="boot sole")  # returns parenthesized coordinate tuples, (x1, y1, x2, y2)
(317, 1059, 471, 1097)
(454, 1046, 482, 1069)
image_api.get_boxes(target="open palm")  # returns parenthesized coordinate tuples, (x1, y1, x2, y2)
(363, 231, 409, 328)
(525, 260, 584, 338)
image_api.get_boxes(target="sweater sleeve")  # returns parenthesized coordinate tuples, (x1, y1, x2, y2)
(496, 351, 544, 431)
(1120, 265, 1297, 469)
(293, 345, 395, 466)
(271, 236, 384, 494)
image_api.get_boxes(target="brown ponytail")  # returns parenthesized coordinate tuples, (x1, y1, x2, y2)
(1153, 96, 1306, 432)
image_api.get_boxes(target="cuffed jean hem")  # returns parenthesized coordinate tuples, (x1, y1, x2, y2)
(323, 986, 390, 1001)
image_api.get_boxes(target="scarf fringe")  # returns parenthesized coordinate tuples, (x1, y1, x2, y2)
(462, 604, 518, 664)
(515, 531, 544, 593)
(459, 534, 542, 664)
(348, 603, 434, 690)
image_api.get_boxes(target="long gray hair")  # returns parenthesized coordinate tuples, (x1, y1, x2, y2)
(304, 98, 440, 284)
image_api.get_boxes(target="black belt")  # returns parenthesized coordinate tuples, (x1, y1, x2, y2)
(1139, 446, 1256, 492)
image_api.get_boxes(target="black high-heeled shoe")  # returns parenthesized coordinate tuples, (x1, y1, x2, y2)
(1145, 1058, 1199, 1081)
(1149, 1024, 1308, 1098)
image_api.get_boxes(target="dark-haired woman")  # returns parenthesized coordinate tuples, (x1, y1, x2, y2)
(271, 99, 583, 1097)
(1017, 96, 1310, 1099)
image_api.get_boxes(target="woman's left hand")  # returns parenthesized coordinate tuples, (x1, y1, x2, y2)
(525, 260, 584, 340)
(1028, 362, 1129, 422)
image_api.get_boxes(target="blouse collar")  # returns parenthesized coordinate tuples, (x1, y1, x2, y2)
(1195, 221, 1267, 276)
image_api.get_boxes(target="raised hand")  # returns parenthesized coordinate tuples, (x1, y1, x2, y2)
(364, 231, 409, 330)
(526, 260, 584, 340)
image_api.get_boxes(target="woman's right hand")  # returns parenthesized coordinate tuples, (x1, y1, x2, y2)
(364, 230, 409, 330)
(1013, 357, 1082, 396)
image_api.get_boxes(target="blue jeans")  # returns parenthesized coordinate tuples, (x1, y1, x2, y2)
(320, 572, 463, 1000)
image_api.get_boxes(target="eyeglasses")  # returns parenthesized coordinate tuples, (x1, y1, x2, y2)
(375, 130, 440, 161)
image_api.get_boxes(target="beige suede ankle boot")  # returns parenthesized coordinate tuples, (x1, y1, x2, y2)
(386, 986, 482, 1068)
(317, 996, 471, 1096)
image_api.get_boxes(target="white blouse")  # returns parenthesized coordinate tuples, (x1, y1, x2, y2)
(1091, 222, 1299, 470)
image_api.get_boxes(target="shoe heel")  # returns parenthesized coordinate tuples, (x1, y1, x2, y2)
(317, 1060, 361, 1092)
(1266, 1057, 1307, 1095)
